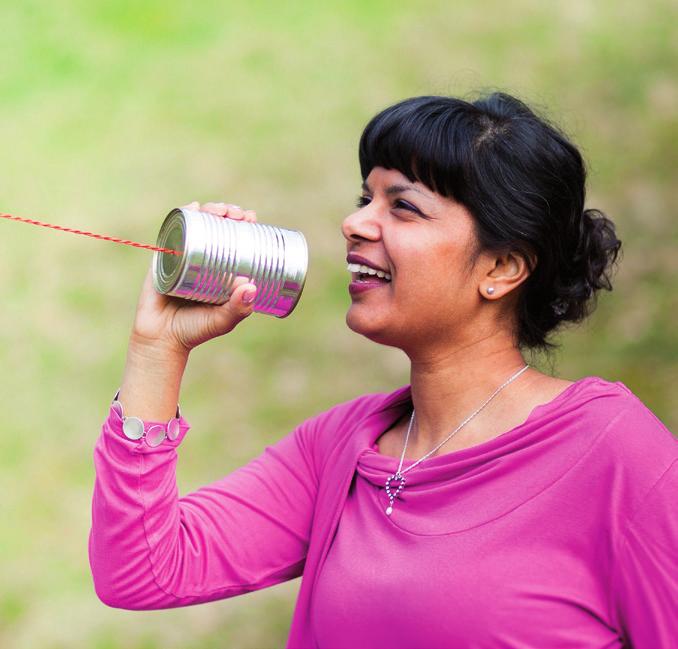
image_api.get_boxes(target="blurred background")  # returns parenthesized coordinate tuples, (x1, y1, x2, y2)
(0, 0, 675, 647)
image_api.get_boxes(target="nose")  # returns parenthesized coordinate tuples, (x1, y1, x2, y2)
(341, 205, 381, 244)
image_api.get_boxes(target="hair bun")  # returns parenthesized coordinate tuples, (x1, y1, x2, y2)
(579, 208, 622, 293)
(548, 208, 622, 323)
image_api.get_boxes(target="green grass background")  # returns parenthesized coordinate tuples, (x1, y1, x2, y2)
(0, 1, 676, 647)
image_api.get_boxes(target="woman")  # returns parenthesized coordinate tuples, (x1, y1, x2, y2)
(89, 93, 677, 648)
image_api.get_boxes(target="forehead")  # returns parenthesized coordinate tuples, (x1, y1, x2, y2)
(364, 167, 429, 192)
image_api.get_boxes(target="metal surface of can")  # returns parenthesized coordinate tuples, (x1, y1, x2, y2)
(152, 208, 308, 318)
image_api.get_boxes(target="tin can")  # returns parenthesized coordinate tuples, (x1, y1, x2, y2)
(152, 207, 308, 318)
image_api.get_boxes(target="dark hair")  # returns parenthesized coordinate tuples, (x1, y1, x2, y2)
(359, 92, 622, 352)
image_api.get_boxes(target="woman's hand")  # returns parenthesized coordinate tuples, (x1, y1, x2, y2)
(130, 201, 259, 356)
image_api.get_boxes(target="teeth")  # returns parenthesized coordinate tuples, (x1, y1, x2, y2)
(346, 262, 391, 281)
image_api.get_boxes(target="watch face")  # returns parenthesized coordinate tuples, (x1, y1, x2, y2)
(111, 400, 124, 418)
(167, 418, 181, 441)
(122, 417, 144, 440)
(146, 424, 166, 448)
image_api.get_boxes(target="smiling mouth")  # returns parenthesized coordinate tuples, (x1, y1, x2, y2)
(347, 263, 392, 282)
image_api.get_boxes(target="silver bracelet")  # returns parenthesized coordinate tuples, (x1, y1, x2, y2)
(111, 390, 182, 447)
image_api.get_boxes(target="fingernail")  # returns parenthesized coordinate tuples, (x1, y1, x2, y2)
(242, 288, 256, 304)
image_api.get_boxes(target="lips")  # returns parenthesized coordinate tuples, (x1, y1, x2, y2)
(346, 252, 392, 298)
(348, 277, 389, 295)
(346, 253, 389, 274)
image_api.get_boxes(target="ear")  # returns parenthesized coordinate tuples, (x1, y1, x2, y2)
(479, 250, 535, 300)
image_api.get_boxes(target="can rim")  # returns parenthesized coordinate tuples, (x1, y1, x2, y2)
(153, 208, 187, 294)
(275, 230, 309, 318)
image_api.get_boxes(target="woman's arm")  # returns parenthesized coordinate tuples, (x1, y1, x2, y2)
(89, 338, 321, 609)
(88, 200, 320, 609)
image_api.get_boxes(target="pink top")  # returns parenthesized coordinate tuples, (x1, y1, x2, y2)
(89, 376, 677, 648)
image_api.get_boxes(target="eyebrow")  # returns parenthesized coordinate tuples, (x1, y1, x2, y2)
(361, 180, 431, 198)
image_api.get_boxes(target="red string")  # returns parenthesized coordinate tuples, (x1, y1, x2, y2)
(0, 212, 181, 256)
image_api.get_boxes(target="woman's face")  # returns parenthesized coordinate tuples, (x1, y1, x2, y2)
(341, 166, 490, 353)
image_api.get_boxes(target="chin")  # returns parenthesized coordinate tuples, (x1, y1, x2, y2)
(345, 308, 400, 348)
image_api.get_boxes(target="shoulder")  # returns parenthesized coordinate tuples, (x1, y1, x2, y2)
(581, 375, 675, 453)
(569, 376, 673, 440)
(576, 376, 677, 516)
(311, 389, 396, 426)
(292, 385, 405, 453)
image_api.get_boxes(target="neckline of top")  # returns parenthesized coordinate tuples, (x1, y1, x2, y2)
(367, 375, 607, 464)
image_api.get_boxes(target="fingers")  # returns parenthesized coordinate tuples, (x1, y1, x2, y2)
(181, 201, 257, 222)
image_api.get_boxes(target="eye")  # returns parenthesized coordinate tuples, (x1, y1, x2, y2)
(355, 195, 372, 208)
(393, 199, 421, 214)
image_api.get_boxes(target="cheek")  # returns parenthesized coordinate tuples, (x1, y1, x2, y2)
(394, 242, 460, 292)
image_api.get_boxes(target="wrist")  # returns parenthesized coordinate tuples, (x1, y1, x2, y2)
(120, 335, 189, 422)
(111, 389, 183, 447)
(127, 332, 190, 366)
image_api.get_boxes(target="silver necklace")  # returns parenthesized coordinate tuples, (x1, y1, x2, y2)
(384, 364, 530, 516)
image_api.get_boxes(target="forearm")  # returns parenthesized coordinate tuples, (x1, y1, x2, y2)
(118, 334, 189, 422)
(89, 390, 321, 610)
(89, 406, 191, 609)
(89, 407, 257, 610)
(90, 336, 192, 608)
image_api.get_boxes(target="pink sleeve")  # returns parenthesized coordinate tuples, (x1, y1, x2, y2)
(609, 459, 678, 649)
(88, 401, 323, 610)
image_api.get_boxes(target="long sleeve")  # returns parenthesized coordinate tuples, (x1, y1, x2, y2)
(88, 400, 322, 610)
(609, 459, 678, 649)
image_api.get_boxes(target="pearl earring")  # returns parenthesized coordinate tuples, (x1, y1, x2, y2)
(486, 287, 495, 295)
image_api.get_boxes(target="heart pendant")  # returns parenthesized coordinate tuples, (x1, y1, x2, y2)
(384, 472, 406, 515)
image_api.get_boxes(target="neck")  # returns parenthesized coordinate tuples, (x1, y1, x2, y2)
(406, 335, 533, 451)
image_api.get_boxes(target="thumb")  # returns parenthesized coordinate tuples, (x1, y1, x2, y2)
(236, 282, 258, 309)
(221, 280, 258, 322)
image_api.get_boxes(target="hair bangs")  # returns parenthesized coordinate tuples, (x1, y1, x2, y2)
(358, 97, 474, 200)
